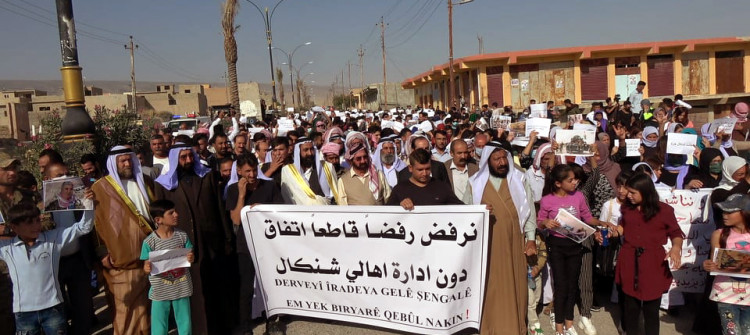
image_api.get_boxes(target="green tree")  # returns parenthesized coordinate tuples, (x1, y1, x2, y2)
(332, 94, 355, 110)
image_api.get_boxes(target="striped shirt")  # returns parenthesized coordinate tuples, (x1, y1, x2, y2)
(140, 229, 193, 301)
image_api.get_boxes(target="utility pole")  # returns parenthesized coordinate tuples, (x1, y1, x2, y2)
(347, 60, 352, 105)
(380, 17, 387, 110)
(341, 69, 345, 109)
(358, 45, 364, 109)
(478, 34, 484, 54)
(125, 35, 139, 113)
(448, 0, 454, 109)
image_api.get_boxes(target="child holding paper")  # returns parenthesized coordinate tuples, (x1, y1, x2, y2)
(703, 193, 750, 335)
(141, 199, 195, 335)
(538, 164, 610, 335)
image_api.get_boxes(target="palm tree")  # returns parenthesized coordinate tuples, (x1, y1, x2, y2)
(221, 0, 240, 112)
(276, 67, 285, 110)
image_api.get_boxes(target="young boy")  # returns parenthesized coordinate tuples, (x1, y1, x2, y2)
(141, 199, 195, 335)
(0, 201, 93, 334)
(527, 234, 548, 335)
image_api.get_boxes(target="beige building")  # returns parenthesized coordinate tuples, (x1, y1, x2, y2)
(360, 83, 415, 110)
(0, 89, 40, 140)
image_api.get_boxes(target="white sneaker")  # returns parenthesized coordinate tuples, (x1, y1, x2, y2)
(577, 316, 597, 335)
(549, 313, 556, 332)
(564, 326, 579, 335)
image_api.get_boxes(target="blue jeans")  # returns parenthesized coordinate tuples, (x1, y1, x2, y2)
(14, 303, 67, 335)
(718, 302, 750, 335)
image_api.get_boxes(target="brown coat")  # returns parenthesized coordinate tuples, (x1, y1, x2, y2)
(443, 160, 478, 188)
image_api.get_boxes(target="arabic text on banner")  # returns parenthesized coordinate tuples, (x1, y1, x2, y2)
(241, 205, 489, 334)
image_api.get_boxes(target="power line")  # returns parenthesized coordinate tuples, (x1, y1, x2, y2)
(387, 0, 442, 50)
(385, 0, 437, 39)
(16, 0, 130, 37)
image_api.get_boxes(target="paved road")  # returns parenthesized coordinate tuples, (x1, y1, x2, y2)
(91, 290, 702, 335)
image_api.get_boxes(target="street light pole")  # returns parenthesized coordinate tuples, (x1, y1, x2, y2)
(274, 42, 311, 109)
(245, 0, 285, 108)
(448, 0, 474, 110)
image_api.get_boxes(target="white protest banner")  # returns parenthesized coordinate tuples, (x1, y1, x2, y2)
(525, 118, 551, 138)
(490, 115, 511, 130)
(656, 188, 715, 293)
(148, 248, 191, 275)
(625, 139, 641, 157)
(554, 129, 595, 156)
(242, 205, 489, 334)
(666, 132, 697, 155)
(708, 117, 738, 135)
(530, 103, 547, 118)
(277, 117, 295, 137)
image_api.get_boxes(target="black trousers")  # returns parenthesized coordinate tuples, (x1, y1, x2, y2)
(547, 236, 582, 324)
(622, 293, 660, 335)
(58, 251, 94, 335)
(238, 252, 256, 333)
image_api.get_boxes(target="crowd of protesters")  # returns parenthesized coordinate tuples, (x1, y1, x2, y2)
(1, 79, 750, 335)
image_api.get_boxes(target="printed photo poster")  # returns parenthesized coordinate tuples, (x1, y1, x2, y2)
(708, 117, 738, 135)
(552, 208, 596, 243)
(242, 205, 490, 334)
(625, 139, 641, 157)
(529, 104, 547, 119)
(525, 118, 551, 138)
(657, 188, 715, 293)
(520, 80, 529, 92)
(710, 248, 750, 279)
(554, 129, 596, 157)
(666, 133, 698, 155)
(568, 114, 583, 125)
(42, 177, 93, 212)
(490, 115, 511, 130)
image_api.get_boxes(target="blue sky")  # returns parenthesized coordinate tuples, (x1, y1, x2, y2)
(0, 0, 747, 87)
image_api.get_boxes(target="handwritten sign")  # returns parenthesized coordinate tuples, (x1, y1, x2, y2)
(656, 188, 715, 293)
(666, 133, 697, 155)
(525, 118, 551, 138)
(625, 139, 641, 157)
(708, 117, 738, 135)
(242, 205, 489, 334)
(277, 117, 295, 137)
(529, 104, 547, 119)
(149, 248, 191, 276)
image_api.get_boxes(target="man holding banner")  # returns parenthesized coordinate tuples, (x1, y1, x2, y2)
(470, 141, 537, 335)
(280, 137, 340, 205)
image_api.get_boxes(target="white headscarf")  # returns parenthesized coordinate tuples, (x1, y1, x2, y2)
(469, 142, 531, 233)
(293, 137, 333, 198)
(155, 143, 211, 190)
(371, 135, 406, 172)
(718, 156, 747, 190)
(106, 145, 149, 204)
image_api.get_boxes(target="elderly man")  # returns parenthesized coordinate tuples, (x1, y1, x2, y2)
(154, 142, 234, 334)
(372, 135, 406, 188)
(337, 141, 391, 205)
(280, 136, 339, 205)
(444, 139, 478, 204)
(469, 141, 537, 335)
(92, 146, 153, 335)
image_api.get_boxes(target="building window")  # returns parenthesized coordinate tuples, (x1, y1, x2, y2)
(168, 98, 176, 106)
(3, 95, 8, 98)
(165, 85, 170, 90)
(184, 89, 191, 93)
(3, 111, 6, 117)
(39, 106, 51, 111)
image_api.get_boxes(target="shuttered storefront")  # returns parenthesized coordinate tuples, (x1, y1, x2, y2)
(580, 58, 608, 101)
(716, 50, 745, 94)
(487, 66, 504, 107)
(647, 55, 674, 97)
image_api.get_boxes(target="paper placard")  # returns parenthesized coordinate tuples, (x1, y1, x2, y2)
(525, 118, 551, 138)
(625, 139, 641, 157)
(277, 117, 295, 137)
(149, 248, 191, 276)
(710, 248, 750, 279)
(554, 130, 595, 156)
(530, 103, 547, 119)
(490, 115, 511, 130)
(572, 123, 597, 132)
(613, 139, 619, 147)
(553, 208, 596, 243)
(666, 133, 697, 155)
(708, 117, 738, 135)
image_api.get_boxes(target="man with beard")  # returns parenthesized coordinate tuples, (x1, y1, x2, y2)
(261, 137, 289, 186)
(397, 135, 449, 184)
(150, 134, 169, 176)
(525, 142, 554, 204)
(387, 148, 462, 208)
(469, 141, 537, 335)
(320, 142, 344, 178)
(280, 137, 339, 205)
(226, 154, 283, 335)
(219, 157, 234, 187)
(372, 135, 406, 188)
(337, 141, 391, 205)
(154, 142, 234, 334)
(92, 146, 153, 334)
(0, 153, 39, 335)
(431, 130, 451, 163)
(444, 139, 478, 204)
(207, 132, 233, 173)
